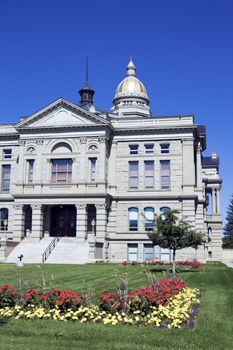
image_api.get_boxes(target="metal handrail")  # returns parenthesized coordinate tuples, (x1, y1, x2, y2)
(42, 236, 61, 263)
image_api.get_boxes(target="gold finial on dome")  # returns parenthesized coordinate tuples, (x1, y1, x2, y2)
(126, 58, 136, 76)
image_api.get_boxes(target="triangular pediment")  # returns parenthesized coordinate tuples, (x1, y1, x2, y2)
(16, 98, 109, 129)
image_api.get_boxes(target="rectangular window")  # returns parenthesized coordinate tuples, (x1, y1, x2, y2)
(144, 144, 154, 154)
(27, 160, 34, 183)
(89, 158, 97, 182)
(160, 160, 170, 190)
(129, 208, 138, 231)
(128, 244, 138, 261)
(1, 165, 11, 192)
(51, 159, 72, 184)
(3, 149, 12, 159)
(144, 160, 154, 189)
(144, 244, 154, 261)
(129, 161, 139, 189)
(129, 145, 138, 155)
(160, 143, 170, 154)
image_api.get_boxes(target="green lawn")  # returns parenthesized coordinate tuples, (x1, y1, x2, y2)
(0, 262, 232, 350)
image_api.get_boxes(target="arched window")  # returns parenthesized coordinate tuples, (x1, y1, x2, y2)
(51, 142, 72, 154)
(128, 208, 138, 231)
(144, 207, 154, 231)
(160, 207, 170, 214)
(0, 208, 8, 231)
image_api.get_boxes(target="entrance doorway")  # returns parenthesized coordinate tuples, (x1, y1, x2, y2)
(50, 205, 76, 237)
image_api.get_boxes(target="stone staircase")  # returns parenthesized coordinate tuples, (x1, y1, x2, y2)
(46, 238, 89, 264)
(6, 237, 89, 264)
(6, 237, 54, 264)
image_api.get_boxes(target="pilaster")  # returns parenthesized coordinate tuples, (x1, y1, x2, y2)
(196, 142, 202, 188)
(31, 204, 43, 241)
(13, 204, 25, 241)
(34, 139, 44, 182)
(98, 137, 107, 182)
(76, 204, 87, 242)
(79, 138, 87, 182)
(95, 204, 107, 243)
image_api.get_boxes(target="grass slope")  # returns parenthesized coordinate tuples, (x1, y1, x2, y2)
(0, 262, 232, 350)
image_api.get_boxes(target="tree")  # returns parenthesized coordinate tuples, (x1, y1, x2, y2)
(148, 209, 204, 274)
(222, 194, 233, 248)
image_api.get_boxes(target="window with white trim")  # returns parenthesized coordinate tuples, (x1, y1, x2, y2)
(128, 244, 138, 261)
(1, 165, 11, 192)
(144, 160, 154, 189)
(144, 207, 154, 231)
(160, 160, 170, 190)
(27, 159, 35, 183)
(0, 208, 8, 231)
(129, 145, 138, 155)
(129, 161, 139, 189)
(128, 207, 138, 231)
(160, 143, 170, 154)
(3, 149, 12, 159)
(51, 159, 72, 184)
(144, 144, 154, 154)
(89, 158, 97, 182)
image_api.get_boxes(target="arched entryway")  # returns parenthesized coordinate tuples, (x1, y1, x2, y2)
(50, 205, 76, 237)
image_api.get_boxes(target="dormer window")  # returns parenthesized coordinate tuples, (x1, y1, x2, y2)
(160, 143, 170, 154)
(3, 149, 12, 159)
(129, 145, 138, 155)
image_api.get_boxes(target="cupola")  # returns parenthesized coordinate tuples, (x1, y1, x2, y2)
(112, 59, 151, 116)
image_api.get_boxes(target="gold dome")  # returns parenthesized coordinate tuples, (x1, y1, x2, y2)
(113, 59, 149, 102)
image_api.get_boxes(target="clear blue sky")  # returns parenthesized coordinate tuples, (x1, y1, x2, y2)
(0, 0, 232, 222)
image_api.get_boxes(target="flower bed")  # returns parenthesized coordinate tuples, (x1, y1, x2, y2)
(122, 260, 202, 269)
(0, 278, 200, 329)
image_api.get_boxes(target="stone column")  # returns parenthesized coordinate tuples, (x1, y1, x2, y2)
(75, 204, 87, 242)
(196, 142, 202, 188)
(31, 204, 43, 241)
(212, 188, 216, 214)
(216, 188, 220, 214)
(95, 204, 107, 241)
(13, 204, 25, 241)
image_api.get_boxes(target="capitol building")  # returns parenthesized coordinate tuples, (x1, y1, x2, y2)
(0, 60, 222, 263)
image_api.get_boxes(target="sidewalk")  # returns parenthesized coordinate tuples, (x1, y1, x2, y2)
(222, 260, 233, 268)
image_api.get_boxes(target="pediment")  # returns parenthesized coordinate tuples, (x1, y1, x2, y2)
(16, 98, 109, 129)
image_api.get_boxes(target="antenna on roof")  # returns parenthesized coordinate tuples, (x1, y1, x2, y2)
(85, 54, 89, 84)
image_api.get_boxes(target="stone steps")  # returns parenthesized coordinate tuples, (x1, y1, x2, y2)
(6, 237, 54, 264)
(6, 237, 90, 264)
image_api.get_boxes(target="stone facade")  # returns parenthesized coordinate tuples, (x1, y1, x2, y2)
(0, 60, 222, 263)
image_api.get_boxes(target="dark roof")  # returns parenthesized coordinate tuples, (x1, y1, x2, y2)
(202, 156, 219, 168)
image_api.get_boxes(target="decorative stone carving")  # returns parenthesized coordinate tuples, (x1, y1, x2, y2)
(80, 137, 87, 144)
(18, 140, 26, 146)
(31, 204, 43, 211)
(88, 144, 98, 152)
(36, 139, 44, 145)
(98, 136, 106, 143)
(26, 146, 36, 154)
(75, 204, 86, 210)
(95, 204, 106, 210)
(13, 204, 24, 210)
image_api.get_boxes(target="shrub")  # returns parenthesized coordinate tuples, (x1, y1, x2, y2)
(0, 285, 18, 308)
